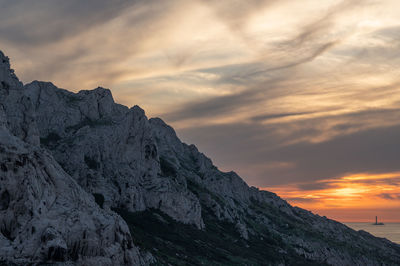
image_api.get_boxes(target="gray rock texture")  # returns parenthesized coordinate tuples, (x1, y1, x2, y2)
(0, 51, 152, 265)
(1, 49, 400, 265)
(24, 80, 203, 229)
(0, 51, 39, 145)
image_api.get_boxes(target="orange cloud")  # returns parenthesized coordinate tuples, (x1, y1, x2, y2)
(261, 172, 400, 222)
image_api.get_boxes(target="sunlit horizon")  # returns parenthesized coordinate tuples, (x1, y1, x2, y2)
(1, 0, 400, 222)
(262, 171, 400, 222)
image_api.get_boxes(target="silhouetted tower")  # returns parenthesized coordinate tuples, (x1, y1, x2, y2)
(376, 216, 378, 224)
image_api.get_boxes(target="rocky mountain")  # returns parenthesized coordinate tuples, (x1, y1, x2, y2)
(0, 51, 153, 265)
(1, 49, 400, 265)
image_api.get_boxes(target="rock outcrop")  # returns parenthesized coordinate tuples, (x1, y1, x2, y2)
(0, 51, 151, 265)
(1, 49, 400, 265)
(24, 80, 203, 229)
(0, 51, 39, 145)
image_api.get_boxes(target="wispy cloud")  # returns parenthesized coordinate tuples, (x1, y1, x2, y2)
(0, 0, 135, 45)
(250, 111, 318, 122)
(1, 0, 400, 222)
(199, 0, 282, 33)
(0, 0, 195, 89)
(263, 172, 400, 222)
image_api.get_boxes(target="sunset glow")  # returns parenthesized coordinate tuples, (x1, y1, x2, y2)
(1, 0, 400, 223)
(262, 172, 400, 222)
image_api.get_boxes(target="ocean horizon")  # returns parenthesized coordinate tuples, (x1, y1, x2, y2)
(2, 0, 400, 263)
(345, 223, 400, 244)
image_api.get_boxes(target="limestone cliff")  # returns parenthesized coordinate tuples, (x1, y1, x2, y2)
(0, 51, 152, 265)
(1, 50, 400, 265)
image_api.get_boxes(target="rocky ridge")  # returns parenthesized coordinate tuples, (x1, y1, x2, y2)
(1, 50, 400, 265)
(0, 51, 152, 265)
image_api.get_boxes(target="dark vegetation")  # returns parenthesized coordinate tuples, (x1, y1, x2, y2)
(114, 187, 400, 265)
(247, 199, 400, 264)
(113, 206, 326, 266)
(186, 179, 226, 207)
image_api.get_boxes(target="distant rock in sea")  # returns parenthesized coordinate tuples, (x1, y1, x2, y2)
(1, 50, 400, 265)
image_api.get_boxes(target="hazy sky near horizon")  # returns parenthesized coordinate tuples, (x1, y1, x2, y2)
(1, 0, 400, 221)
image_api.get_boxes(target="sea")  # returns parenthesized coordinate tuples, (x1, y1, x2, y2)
(344, 223, 400, 244)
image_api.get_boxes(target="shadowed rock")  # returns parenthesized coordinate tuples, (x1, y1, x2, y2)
(0, 49, 400, 265)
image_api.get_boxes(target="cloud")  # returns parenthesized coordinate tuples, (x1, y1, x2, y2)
(163, 41, 338, 123)
(246, 41, 339, 77)
(0, 0, 193, 89)
(379, 193, 400, 200)
(263, 171, 400, 221)
(164, 81, 267, 122)
(0, 0, 135, 45)
(2, 0, 400, 210)
(250, 111, 317, 122)
(261, 123, 400, 185)
(285, 197, 317, 203)
(140, 0, 372, 123)
(296, 182, 333, 191)
(284, 0, 369, 46)
(199, 0, 280, 32)
(178, 116, 400, 187)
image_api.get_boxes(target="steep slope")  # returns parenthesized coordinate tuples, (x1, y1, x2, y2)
(0, 51, 151, 265)
(148, 117, 400, 265)
(1, 48, 400, 265)
(0, 51, 38, 146)
(0, 127, 144, 265)
(24, 79, 400, 265)
(24, 81, 203, 229)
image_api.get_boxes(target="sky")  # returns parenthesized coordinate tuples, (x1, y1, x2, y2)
(1, 0, 400, 222)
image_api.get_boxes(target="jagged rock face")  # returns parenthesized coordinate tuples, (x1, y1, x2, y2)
(0, 128, 144, 265)
(1, 49, 400, 265)
(149, 117, 400, 265)
(149, 117, 289, 231)
(0, 51, 151, 265)
(26, 80, 400, 265)
(24, 81, 203, 229)
(0, 51, 39, 145)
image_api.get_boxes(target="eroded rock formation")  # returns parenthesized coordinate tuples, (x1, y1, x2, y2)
(1, 50, 400, 265)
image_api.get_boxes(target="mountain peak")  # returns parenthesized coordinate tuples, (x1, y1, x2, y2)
(1, 50, 400, 265)
(0, 50, 21, 89)
(0, 50, 8, 65)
